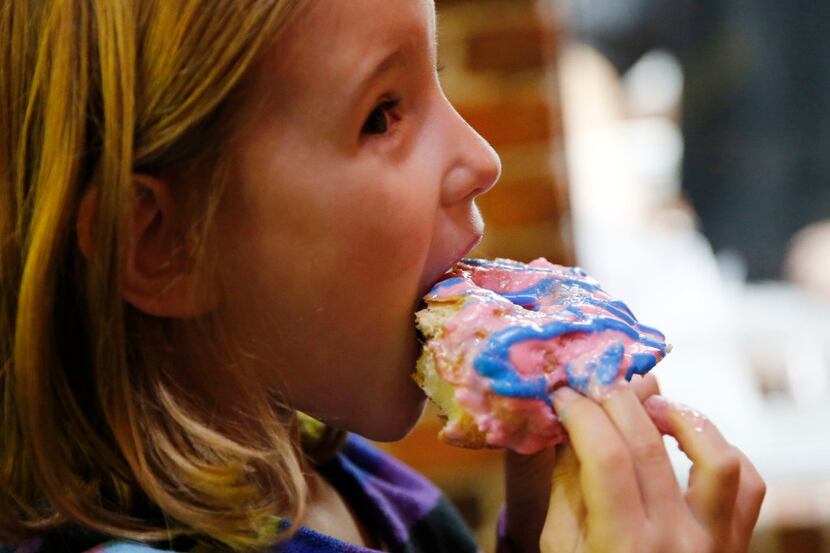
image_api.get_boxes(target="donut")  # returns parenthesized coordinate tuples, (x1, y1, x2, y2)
(413, 258, 669, 454)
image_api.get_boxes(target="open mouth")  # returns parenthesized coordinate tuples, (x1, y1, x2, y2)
(414, 235, 483, 313)
(416, 265, 460, 309)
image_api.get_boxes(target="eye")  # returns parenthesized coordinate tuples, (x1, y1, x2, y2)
(361, 98, 400, 136)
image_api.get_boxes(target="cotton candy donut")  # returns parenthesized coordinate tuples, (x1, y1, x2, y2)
(413, 258, 669, 454)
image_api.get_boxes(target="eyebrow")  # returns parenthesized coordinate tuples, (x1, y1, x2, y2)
(351, 46, 407, 105)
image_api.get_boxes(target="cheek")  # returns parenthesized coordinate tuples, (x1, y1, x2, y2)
(212, 149, 436, 432)
(329, 180, 437, 291)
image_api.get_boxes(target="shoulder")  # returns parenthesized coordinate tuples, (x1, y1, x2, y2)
(334, 434, 441, 497)
(337, 434, 431, 482)
(324, 435, 480, 553)
(3, 437, 477, 553)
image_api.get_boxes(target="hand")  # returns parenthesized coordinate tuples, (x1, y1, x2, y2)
(538, 379, 766, 553)
(503, 374, 661, 553)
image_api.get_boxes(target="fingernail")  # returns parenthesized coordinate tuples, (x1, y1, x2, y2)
(644, 394, 669, 410)
(553, 387, 581, 421)
(644, 395, 672, 434)
(645, 395, 708, 434)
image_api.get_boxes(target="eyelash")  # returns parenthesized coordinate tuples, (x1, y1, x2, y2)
(359, 62, 445, 139)
(361, 97, 402, 138)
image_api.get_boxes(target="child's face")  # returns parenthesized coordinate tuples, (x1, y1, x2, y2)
(213, 0, 500, 440)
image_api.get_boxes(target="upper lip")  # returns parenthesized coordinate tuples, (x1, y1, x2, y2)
(418, 233, 483, 298)
(449, 233, 483, 273)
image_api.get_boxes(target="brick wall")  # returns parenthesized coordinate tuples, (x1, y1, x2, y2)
(378, 2, 573, 551)
(438, 0, 574, 265)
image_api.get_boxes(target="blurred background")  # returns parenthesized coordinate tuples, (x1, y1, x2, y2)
(378, 0, 830, 552)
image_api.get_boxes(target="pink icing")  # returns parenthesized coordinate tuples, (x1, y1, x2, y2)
(423, 258, 668, 454)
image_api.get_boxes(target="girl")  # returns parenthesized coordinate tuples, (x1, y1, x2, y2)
(0, 1, 765, 552)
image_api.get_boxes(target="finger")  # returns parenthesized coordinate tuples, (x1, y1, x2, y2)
(644, 395, 741, 542)
(552, 443, 581, 482)
(504, 446, 557, 552)
(553, 387, 645, 526)
(505, 447, 557, 498)
(688, 445, 766, 551)
(542, 445, 586, 553)
(601, 386, 682, 514)
(731, 450, 766, 549)
(629, 372, 661, 402)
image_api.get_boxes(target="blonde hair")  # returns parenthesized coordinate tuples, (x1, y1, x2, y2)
(0, 0, 310, 549)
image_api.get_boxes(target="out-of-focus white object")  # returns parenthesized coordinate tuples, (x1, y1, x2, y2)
(558, 43, 830, 529)
(733, 283, 830, 480)
(785, 219, 830, 301)
(623, 49, 684, 117)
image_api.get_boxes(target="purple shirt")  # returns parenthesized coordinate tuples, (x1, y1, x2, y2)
(1, 435, 512, 553)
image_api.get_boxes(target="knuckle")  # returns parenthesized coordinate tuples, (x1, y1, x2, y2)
(642, 526, 702, 553)
(594, 445, 630, 472)
(709, 449, 742, 483)
(699, 536, 718, 553)
(647, 372, 662, 393)
(613, 533, 642, 553)
(640, 372, 661, 396)
(633, 438, 667, 465)
(748, 475, 767, 503)
(681, 528, 717, 553)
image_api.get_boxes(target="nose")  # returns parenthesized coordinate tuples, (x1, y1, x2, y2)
(440, 103, 502, 206)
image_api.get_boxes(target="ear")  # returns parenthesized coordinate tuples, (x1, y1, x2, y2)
(76, 175, 219, 318)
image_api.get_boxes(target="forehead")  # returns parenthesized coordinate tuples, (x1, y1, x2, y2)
(252, 0, 436, 108)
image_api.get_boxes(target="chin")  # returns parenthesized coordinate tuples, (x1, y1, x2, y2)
(357, 386, 428, 442)
(345, 328, 428, 441)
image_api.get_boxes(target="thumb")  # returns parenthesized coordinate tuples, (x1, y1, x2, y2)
(505, 446, 558, 500)
(542, 446, 585, 553)
(504, 446, 558, 552)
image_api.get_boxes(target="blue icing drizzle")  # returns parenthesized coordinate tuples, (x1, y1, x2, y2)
(490, 377, 549, 400)
(432, 276, 466, 292)
(625, 352, 658, 381)
(608, 299, 637, 320)
(582, 297, 638, 326)
(595, 341, 625, 385)
(634, 323, 666, 340)
(432, 259, 668, 402)
(634, 334, 665, 351)
(565, 306, 585, 319)
(500, 279, 642, 328)
(474, 317, 666, 402)
(566, 341, 624, 393)
(499, 278, 602, 309)
(499, 291, 543, 310)
(566, 363, 590, 394)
